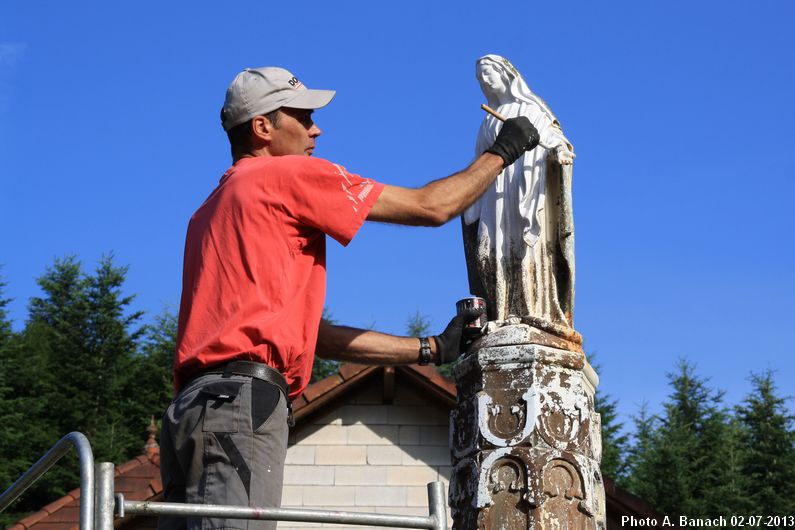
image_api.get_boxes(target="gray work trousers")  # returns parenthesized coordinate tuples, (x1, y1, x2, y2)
(158, 372, 289, 530)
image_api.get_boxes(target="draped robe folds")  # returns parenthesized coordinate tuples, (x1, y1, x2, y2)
(462, 98, 575, 328)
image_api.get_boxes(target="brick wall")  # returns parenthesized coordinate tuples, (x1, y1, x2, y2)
(278, 381, 454, 529)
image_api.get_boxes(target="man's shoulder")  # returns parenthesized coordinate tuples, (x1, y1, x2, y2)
(237, 155, 340, 176)
(276, 155, 339, 172)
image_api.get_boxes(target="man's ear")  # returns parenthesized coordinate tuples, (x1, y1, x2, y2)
(251, 115, 274, 143)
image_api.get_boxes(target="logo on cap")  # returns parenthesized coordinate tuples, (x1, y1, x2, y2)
(288, 76, 303, 89)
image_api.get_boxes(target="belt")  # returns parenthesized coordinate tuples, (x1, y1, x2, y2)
(194, 360, 294, 426)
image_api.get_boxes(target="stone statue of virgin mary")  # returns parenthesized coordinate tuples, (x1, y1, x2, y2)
(462, 54, 576, 331)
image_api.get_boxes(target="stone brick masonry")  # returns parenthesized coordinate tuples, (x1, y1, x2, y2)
(278, 383, 454, 529)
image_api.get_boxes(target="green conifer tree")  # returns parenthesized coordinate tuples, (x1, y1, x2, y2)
(0, 257, 160, 523)
(138, 308, 177, 394)
(624, 360, 744, 517)
(624, 403, 661, 505)
(84, 257, 145, 459)
(589, 355, 629, 482)
(405, 310, 431, 338)
(28, 256, 143, 464)
(0, 271, 60, 524)
(0, 271, 11, 344)
(123, 308, 178, 444)
(0, 272, 18, 503)
(697, 403, 748, 515)
(736, 371, 795, 514)
(712, 417, 751, 514)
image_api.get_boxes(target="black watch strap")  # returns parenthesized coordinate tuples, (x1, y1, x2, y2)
(418, 337, 432, 365)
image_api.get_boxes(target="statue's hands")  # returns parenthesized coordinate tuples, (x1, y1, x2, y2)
(433, 308, 485, 365)
(554, 145, 576, 165)
(486, 117, 540, 168)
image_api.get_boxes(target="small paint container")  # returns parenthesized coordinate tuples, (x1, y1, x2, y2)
(456, 296, 488, 335)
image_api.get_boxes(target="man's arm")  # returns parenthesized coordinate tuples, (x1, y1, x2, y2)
(367, 116, 540, 226)
(367, 153, 503, 226)
(316, 310, 480, 366)
(316, 321, 437, 364)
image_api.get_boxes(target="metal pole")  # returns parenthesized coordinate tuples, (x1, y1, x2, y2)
(426, 481, 448, 530)
(121, 498, 435, 528)
(0, 432, 95, 530)
(94, 463, 115, 530)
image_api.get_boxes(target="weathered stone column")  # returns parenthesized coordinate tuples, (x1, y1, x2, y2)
(449, 323, 606, 530)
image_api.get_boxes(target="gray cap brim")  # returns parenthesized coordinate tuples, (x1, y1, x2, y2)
(282, 89, 336, 110)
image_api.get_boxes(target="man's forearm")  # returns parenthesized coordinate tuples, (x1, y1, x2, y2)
(416, 152, 504, 224)
(316, 322, 438, 365)
(367, 152, 503, 226)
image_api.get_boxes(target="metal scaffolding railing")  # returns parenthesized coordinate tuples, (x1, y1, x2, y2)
(0, 432, 95, 530)
(1, 433, 449, 530)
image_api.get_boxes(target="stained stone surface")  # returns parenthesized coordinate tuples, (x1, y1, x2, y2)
(449, 342, 605, 530)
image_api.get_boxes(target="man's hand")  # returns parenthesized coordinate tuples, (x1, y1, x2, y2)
(486, 116, 540, 168)
(433, 308, 486, 365)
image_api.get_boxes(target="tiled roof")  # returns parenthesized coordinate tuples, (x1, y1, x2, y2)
(292, 363, 456, 421)
(293, 363, 376, 420)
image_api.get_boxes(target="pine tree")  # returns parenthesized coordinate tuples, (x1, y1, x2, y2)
(123, 308, 178, 445)
(137, 308, 177, 397)
(711, 417, 751, 514)
(0, 272, 60, 524)
(589, 354, 629, 482)
(624, 403, 661, 505)
(736, 371, 795, 514)
(405, 310, 431, 338)
(623, 360, 743, 517)
(593, 389, 629, 482)
(657, 361, 719, 516)
(0, 272, 18, 491)
(85, 257, 145, 460)
(28, 256, 144, 463)
(0, 270, 11, 344)
(696, 401, 748, 515)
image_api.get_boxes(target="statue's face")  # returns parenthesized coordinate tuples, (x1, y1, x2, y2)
(477, 62, 508, 97)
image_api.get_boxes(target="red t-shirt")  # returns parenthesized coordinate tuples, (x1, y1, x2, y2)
(174, 155, 384, 398)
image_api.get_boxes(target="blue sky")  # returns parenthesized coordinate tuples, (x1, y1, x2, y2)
(1, 1, 793, 426)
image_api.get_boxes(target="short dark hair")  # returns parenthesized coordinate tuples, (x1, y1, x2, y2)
(225, 109, 280, 157)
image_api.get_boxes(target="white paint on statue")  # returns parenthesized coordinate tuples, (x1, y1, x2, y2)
(463, 54, 576, 329)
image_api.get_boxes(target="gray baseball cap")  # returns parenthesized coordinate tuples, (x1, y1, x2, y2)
(221, 67, 336, 131)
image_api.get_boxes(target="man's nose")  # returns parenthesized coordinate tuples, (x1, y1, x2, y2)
(309, 124, 322, 137)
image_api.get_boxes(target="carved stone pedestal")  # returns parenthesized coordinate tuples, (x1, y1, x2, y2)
(449, 325, 606, 530)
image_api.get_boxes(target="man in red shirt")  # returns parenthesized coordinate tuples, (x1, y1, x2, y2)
(159, 66, 538, 530)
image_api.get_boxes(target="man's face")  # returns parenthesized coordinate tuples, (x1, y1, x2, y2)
(268, 107, 322, 156)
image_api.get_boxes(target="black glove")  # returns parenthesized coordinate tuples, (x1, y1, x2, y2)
(433, 308, 485, 365)
(485, 116, 540, 168)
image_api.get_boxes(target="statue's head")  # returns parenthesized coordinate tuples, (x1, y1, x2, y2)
(475, 60, 510, 96)
(476, 54, 525, 107)
(475, 54, 560, 128)
(476, 56, 512, 101)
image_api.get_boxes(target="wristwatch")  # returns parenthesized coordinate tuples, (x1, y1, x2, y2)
(418, 337, 432, 365)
